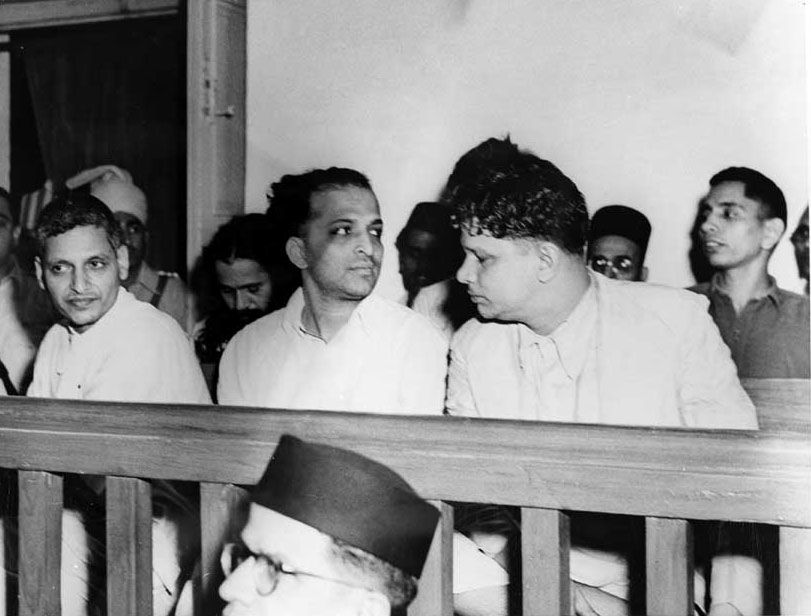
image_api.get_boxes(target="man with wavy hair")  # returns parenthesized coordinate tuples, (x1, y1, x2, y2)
(442, 137, 757, 616)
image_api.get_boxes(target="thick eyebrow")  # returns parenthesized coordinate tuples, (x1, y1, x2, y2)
(219, 281, 265, 291)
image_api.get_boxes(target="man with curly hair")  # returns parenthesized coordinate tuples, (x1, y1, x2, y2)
(444, 137, 755, 429)
(442, 137, 758, 616)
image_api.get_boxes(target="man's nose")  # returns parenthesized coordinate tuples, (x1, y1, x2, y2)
(71, 269, 88, 293)
(356, 231, 375, 256)
(456, 254, 474, 285)
(700, 211, 718, 235)
(235, 290, 251, 311)
(218, 560, 255, 604)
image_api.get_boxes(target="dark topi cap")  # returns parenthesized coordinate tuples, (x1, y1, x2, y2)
(589, 205, 652, 254)
(251, 434, 440, 578)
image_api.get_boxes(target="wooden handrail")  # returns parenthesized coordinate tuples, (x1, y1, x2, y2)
(1, 379, 808, 615)
(0, 379, 809, 528)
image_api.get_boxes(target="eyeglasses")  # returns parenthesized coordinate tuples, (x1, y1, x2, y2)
(589, 255, 635, 276)
(220, 542, 370, 596)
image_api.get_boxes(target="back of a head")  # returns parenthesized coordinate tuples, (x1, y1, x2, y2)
(252, 434, 439, 608)
(266, 167, 372, 241)
(709, 166, 787, 225)
(35, 193, 122, 257)
(443, 137, 589, 254)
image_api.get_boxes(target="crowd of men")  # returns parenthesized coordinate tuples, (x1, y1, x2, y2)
(0, 136, 808, 615)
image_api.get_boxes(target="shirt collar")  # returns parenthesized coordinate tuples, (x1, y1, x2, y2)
(518, 275, 598, 379)
(708, 273, 781, 306)
(282, 287, 377, 340)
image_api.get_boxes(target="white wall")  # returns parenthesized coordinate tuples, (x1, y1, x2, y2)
(246, 0, 808, 299)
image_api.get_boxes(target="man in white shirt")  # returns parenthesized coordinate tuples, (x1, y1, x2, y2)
(441, 137, 757, 616)
(27, 192, 209, 615)
(218, 167, 447, 414)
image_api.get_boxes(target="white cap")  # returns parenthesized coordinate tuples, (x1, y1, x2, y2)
(65, 165, 148, 225)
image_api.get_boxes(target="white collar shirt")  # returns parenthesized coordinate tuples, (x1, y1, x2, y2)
(217, 288, 448, 414)
(28, 288, 210, 403)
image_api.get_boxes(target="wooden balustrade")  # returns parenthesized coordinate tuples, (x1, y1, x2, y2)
(0, 379, 808, 615)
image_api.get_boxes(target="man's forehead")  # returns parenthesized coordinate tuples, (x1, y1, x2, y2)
(590, 234, 641, 257)
(242, 503, 334, 567)
(706, 181, 757, 205)
(44, 225, 116, 259)
(310, 186, 380, 221)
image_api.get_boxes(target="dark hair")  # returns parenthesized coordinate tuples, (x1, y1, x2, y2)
(0, 187, 19, 225)
(34, 193, 122, 257)
(201, 213, 298, 312)
(329, 537, 418, 609)
(396, 201, 463, 282)
(443, 137, 588, 254)
(709, 167, 787, 225)
(266, 168, 373, 241)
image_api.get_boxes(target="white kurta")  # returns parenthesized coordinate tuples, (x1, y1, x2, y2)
(218, 288, 448, 414)
(29, 288, 210, 404)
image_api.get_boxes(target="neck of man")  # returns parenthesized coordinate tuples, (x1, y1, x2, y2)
(300, 278, 363, 342)
(122, 260, 142, 289)
(714, 253, 772, 314)
(524, 258, 591, 337)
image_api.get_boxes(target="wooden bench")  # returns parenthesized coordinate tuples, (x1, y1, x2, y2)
(0, 379, 808, 615)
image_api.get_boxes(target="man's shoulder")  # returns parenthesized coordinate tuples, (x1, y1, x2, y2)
(451, 317, 518, 354)
(225, 307, 288, 354)
(363, 294, 446, 342)
(598, 277, 709, 318)
(118, 290, 189, 343)
(686, 281, 712, 296)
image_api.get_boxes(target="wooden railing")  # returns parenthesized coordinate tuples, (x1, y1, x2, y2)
(0, 379, 808, 616)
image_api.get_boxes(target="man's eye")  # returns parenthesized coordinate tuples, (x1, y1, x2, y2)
(369, 227, 383, 238)
(723, 208, 740, 220)
(88, 260, 107, 269)
(332, 227, 350, 236)
(49, 264, 67, 275)
(246, 285, 260, 294)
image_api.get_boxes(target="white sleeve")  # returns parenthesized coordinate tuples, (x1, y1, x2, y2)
(217, 335, 247, 406)
(446, 334, 478, 416)
(398, 322, 448, 414)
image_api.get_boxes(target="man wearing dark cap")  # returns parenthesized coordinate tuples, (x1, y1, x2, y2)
(587, 205, 651, 282)
(219, 434, 439, 615)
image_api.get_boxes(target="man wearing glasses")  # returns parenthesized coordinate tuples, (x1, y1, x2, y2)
(219, 434, 439, 615)
(587, 205, 651, 282)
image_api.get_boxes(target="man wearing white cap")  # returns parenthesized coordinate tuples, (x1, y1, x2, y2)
(66, 165, 191, 330)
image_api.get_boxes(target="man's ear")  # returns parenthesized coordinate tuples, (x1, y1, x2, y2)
(534, 240, 559, 283)
(356, 589, 390, 616)
(34, 256, 45, 291)
(761, 218, 786, 251)
(115, 244, 130, 282)
(640, 265, 649, 282)
(11, 225, 21, 247)
(286, 236, 308, 270)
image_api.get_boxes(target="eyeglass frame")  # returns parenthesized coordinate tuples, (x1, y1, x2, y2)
(588, 254, 637, 276)
(220, 542, 374, 597)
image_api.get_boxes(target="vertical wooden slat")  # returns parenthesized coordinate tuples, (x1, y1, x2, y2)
(18, 470, 63, 616)
(198, 482, 248, 615)
(646, 517, 692, 616)
(522, 507, 571, 615)
(780, 526, 811, 615)
(409, 501, 453, 616)
(106, 476, 152, 616)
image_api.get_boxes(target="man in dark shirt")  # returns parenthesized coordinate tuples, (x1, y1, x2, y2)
(691, 166, 809, 379)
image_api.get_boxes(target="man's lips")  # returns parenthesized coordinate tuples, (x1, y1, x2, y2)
(701, 237, 725, 251)
(67, 297, 98, 308)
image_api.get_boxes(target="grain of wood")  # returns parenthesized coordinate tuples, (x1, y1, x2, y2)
(522, 508, 571, 615)
(646, 517, 693, 616)
(409, 501, 453, 616)
(18, 470, 62, 616)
